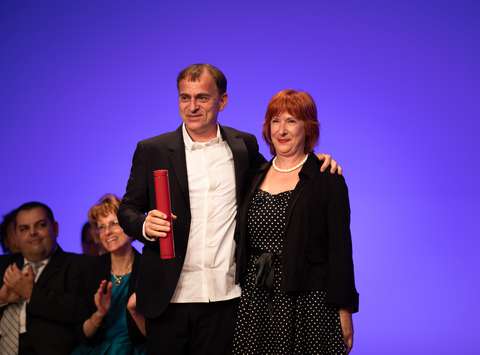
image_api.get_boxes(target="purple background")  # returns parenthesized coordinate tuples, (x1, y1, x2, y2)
(1, 1, 478, 353)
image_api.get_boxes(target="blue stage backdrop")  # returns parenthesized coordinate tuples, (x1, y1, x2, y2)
(1, 1, 478, 353)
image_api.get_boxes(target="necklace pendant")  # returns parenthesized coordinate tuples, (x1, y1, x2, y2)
(113, 275, 123, 285)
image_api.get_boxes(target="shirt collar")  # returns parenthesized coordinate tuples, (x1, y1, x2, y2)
(23, 257, 50, 270)
(182, 124, 222, 151)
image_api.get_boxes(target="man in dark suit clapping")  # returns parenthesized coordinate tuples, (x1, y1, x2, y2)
(0, 201, 84, 355)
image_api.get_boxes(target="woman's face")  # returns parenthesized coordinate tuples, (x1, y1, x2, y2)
(96, 213, 132, 254)
(5, 220, 19, 253)
(270, 112, 306, 157)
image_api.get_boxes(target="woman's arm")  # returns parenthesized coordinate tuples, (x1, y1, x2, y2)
(326, 174, 359, 312)
(339, 308, 354, 353)
(82, 280, 112, 338)
(127, 292, 146, 336)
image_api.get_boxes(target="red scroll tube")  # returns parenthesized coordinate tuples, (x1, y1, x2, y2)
(153, 170, 175, 259)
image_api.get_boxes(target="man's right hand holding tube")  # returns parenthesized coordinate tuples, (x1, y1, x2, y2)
(144, 210, 176, 239)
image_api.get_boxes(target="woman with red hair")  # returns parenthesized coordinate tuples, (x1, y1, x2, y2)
(233, 90, 359, 354)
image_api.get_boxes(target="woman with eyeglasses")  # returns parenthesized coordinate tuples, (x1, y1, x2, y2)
(72, 194, 146, 355)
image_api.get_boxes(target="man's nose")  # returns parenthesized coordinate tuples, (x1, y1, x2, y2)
(189, 99, 199, 112)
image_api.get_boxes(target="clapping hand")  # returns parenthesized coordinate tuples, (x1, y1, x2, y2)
(3, 264, 34, 301)
(0, 283, 21, 304)
(94, 280, 112, 317)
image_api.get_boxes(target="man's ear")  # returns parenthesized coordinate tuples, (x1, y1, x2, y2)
(219, 93, 228, 111)
(53, 221, 59, 238)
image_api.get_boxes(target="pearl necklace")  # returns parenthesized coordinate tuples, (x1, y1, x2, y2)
(272, 154, 308, 173)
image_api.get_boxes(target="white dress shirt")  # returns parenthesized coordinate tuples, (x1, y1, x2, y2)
(20, 257, 49, 333)
(170, 125, 241, 302)
(144, 124, 241, 302)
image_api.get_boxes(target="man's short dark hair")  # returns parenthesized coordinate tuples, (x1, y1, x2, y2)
(15, 201, 55, 225)
(176, 63, 227, 95)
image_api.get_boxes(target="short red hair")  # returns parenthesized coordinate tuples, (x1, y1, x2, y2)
(262, 89, 320, 155)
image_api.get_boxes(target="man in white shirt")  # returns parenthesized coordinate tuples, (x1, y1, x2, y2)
(0, 201, 84, 355)
(118, 64, 339, 354)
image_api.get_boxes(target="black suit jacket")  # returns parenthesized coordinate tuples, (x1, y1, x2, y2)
(235, 154, 359, 312)
(78, 249, 145, 347)
(118, 124, 264, 318)
(0, 247, 84, 355)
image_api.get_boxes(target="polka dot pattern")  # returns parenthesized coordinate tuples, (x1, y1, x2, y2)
(233, 189, 346, 355)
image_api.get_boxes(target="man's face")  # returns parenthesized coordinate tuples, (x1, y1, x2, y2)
(178, 72, 228, 142)
(15, 207, 58, 262)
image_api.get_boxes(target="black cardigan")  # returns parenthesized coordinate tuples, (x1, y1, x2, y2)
(235, 153, 359, 312)
(78, 249, 145, 346)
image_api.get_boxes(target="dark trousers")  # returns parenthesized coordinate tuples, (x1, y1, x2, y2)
(146, 298, 239, 355)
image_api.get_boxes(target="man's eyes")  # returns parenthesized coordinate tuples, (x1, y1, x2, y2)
(179, 95, 209, 102)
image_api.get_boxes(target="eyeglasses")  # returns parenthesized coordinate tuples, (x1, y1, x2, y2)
(97, 221, 121, 234)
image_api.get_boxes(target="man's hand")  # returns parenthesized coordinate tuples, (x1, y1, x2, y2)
(0, 283, 21, 304)
(339, 308, 354, 354)
(145, 210, 177, 239)
(3, 264, 34, 301)
(316, 153, 343, 175)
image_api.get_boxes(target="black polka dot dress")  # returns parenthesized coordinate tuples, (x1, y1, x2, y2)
(233, 189, 346, 355)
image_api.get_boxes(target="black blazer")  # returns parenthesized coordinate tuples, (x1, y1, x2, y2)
(0, 247, 85, 355)
(236, 154, 359, 312)
(118, 124, 265, 318)
(78, 249, 145, 347)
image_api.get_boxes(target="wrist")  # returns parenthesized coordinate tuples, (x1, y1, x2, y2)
(339, 308, 352, 316)
(22, 288, 33, 302)
(127, 307, 138, 315)
(91, 311, 104, 327)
